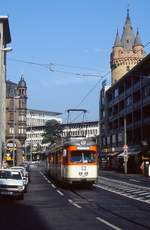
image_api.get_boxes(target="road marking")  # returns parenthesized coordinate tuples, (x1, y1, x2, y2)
(129, 179, 140, 183)
(56, 190, 64, 196)
(94, 184, 150, 204)
(96, 217, 122, 230)
(51, 184, 56, 188)
(68, 199, 82, 209)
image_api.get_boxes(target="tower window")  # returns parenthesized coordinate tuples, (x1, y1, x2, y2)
(126, 66, 130, 71)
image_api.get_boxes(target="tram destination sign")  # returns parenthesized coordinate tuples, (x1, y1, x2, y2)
(77, 146, 90, 150)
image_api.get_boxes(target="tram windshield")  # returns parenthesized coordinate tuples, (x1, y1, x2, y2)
(70, 151, 96, 163)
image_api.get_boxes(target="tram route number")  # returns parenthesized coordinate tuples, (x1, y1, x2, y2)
(81, 166, 86, 171)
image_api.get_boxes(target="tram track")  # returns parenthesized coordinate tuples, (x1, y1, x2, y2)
(41, 170, 150, 229)
(65, 185, 150, 229)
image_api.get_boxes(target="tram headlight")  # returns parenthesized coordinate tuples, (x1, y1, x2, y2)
(79, 172, 83, 176)
(84, 172, 88, 176)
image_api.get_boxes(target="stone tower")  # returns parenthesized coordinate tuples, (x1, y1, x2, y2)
(110, 9, 145, 84)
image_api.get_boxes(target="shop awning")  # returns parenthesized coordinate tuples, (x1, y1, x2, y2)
(117, 150, 141, 158)
(107, 152, 120, 157)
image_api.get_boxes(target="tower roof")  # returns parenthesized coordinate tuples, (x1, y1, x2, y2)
(121, 8, 135, 51)
(134, 29, 143, 46)
(113, 29, 122, 47)
(18, 75, 27, 88)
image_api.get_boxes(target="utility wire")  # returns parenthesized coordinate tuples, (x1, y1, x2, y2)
(70, 40, 150, 122)
(9, 58, 101, 78)
(8, 39, 150, 123)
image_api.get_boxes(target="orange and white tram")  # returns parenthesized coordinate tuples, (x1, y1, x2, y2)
(46, 137, 98, 186)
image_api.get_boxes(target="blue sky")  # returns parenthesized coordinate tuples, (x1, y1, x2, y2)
(1, 0, 150, 122)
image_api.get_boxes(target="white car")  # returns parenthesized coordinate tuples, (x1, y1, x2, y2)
(10, 167, 29, 191)
(11, 166, 29, 185)
(0, 169, 25, 200)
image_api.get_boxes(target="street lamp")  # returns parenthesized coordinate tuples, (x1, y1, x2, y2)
(1, 47, 12, 52)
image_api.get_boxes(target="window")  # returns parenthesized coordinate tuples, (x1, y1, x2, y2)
(18, 127, 25, 134)
(19, 99, 26, 108)
(126, 96, 132, 106)
(19, 113, 26, 121)
(107, 136, 110, 144)
(9, 112, 14, 121)
(112, 134, 116, 143)
(9, 100, 14, 109)
(9, 127, 14, 134)
(70, 151, 96, 163)
(126, 66, 130, 71)
(144, 85, 150, 97)
(114, 88, 119, 98)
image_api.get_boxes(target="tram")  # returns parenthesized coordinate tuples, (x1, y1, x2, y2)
(46, 136, 98, 186)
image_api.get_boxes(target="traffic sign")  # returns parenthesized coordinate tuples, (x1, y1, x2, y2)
(123, 144, 128, 150)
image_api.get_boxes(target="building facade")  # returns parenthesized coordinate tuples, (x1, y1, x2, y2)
(62, 121, 99, 140)
(102, 54, 150, 148)
(0, 16, 11, 167)
(100, 54, 150, 172)
(110, 9, 145, 84)
(25, 109, 62, 158)
(99, 10, 150, 172)
(6, 76, 27, 165)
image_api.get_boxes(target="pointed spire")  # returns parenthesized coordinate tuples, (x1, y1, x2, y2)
(114, 29, 122, 47)
(121, 8, 135, 51)
(125, 8, 131, 25)
(134, 28, 143, 46)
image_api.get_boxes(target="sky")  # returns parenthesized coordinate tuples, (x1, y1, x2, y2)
(1, 0, 150, 123)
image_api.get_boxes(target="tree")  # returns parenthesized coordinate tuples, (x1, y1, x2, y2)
(42, 120, 63, 145)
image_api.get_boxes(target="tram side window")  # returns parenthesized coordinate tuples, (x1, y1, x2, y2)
(63, 155, 67, 164)
(63, 150, 68, 164)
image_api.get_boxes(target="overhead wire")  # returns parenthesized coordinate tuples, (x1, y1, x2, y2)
(9, 58, 101, 78)
(8, 39, 150, 123)
(70, 39, 150, 122)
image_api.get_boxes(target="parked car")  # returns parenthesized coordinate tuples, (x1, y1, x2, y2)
(20, 162, 31, 182)
(10, 166, 29, 190)
(0, 169, 25, 200)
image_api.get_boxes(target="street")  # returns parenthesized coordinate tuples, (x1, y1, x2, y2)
(0, 167, 150, 230)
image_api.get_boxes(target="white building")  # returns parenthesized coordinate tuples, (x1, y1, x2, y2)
(62, 121, 99, 139)
(25, 109, 62, 150)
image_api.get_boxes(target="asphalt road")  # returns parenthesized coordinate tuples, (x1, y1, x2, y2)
(0, 167, 150, 230)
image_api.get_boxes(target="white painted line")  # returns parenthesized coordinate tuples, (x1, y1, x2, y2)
(145, 195, 150, 197)
(129, 179, 140, 183)
(51, 184, 56, 188)
(96, 217, 122, 230)
(136, 192, 150, 196)
(68, 199, 82, 209)
(94, 184, 150, 204)
(56, 190, 64, 196)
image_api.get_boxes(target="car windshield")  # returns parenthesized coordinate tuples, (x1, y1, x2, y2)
(70, 151, 96, 163)
(0, 171, 22, 180)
